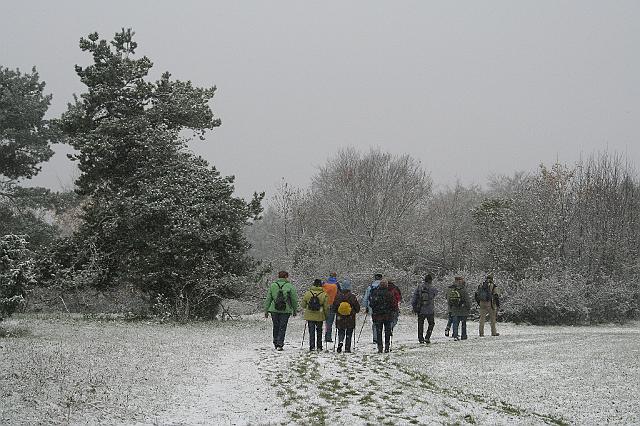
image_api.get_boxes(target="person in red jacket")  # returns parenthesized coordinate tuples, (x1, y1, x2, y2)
(387, 279, 402, 334)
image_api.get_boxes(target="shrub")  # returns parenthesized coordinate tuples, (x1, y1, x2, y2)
(1, 235, 34, 320)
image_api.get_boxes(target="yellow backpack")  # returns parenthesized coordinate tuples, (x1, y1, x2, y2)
(337, 301, 352, 316)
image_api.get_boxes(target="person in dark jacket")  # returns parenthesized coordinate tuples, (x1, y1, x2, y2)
(332, 277, 361, 353)
(447, 276, 472, 341)
(370, 279, 395, 353)
(411, 274, 439, 343)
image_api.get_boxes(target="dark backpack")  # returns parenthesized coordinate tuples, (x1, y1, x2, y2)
(274, 283, 288, 311)
(420, 287, 433, 306)
(369, 287, 391, 314)
(308, 290, 322, 311)
(448, 287, 463, 308)
(476, 281, 492, 303)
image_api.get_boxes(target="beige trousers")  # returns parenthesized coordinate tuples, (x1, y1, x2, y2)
(479, 301, 497, 336)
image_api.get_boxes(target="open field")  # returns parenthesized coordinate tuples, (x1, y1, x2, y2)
(1, 314, 638, 425)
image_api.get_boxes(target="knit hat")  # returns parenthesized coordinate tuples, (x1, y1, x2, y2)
(326, 276, 338, 284)
(340, 277, 352, 291)
(313, 278, 322, 286)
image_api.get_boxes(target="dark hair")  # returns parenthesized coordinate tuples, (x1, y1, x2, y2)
(424, 274, 433, 283)
(374, 273, 383, 280)
(278, 271, 289, 279)
(313, 278, 322, 286)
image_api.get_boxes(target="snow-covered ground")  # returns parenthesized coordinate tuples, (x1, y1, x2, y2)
(1, 314, 638, 425)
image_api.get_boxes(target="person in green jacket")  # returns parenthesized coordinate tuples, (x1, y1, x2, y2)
(302, 279, 330, 351)
(264, 271, 299, 351)
(447, 276, 472, 341)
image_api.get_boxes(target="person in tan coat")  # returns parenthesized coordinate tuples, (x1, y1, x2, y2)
(476, 275, 501, 337)
(302, 279, 330, 351)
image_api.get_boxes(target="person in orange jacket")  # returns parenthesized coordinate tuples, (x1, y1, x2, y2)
(322, 272, 339, 343)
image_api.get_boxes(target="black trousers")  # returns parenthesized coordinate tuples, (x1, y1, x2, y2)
(337, 328, 354, 351)
(418, 314, 435, 342)
(307, 320, 323, 350)
(271, 312, 290, 348)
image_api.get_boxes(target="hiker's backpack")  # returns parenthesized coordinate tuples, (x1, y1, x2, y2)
(308, 290, 322, 311)
(337, 300, 352, 316)
(476, 281, 492, 303)
(369, 287, 391, 314)
(274, 283, 288, 311)
(448, 287, 463, 308)
(420, 287, 434, 306)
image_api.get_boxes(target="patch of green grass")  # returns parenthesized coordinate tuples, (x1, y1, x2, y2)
(464, 413, 476, 424)
(0, 324, 31, 338)
(359, 393, 375, 405)
(319, 390, 332, 400)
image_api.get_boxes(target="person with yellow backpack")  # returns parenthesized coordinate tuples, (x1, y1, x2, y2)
(332, 277, 361, 353)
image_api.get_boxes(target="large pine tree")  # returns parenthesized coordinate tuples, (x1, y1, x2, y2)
(57, 29, 262, 319)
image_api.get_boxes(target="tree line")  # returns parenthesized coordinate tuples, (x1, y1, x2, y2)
(247, 149, 640, 324)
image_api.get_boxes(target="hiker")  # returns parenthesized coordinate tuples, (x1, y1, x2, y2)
(388, 279, 402, 333)
(362, 273, 383, 344)
(322, 272, 339, 343)
(411, 274, 438, 344)
(475, 274, 501, 337)
(264, 271, 298, 351)
(370, 278, 395, 353)
(302, 279, 330, 351)
(444, 276, 461, 337)
(332, 277, 361, 353)
(446, 276, 471, 341)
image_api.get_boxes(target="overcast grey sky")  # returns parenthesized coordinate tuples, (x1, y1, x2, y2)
(2, 1, 639, 198)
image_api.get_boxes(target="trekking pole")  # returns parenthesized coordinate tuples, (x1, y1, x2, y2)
(357, 312, 368, 343)
(300, 322, 307, 349)
(333, 322, 338, 352)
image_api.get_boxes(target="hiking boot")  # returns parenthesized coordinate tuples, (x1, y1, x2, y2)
(345, 349, 351, 353)
(479, 333, 485, 337)
(378, 348, 383, 353)
(325, 338, 333, 343)
(317, 346, 323, 352)
(461, 335, 468, 340)
(337, 343, 343, 353)
(418, 340, 425, 344)
(444, 328, 450, 337)
(309, 348, 315, 352)
(492, 333, 500, 336)
(453, 337, 459, 341)
(425, 339, 431, 344)
(276, 346, 284, 351)
(384, 347, 390, 353)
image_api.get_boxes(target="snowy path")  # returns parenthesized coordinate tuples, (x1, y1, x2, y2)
(257, 333, 567, 425)
(158, 315, 639, 425)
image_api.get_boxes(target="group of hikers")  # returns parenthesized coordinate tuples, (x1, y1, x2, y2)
(264, 271, 501, 354)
